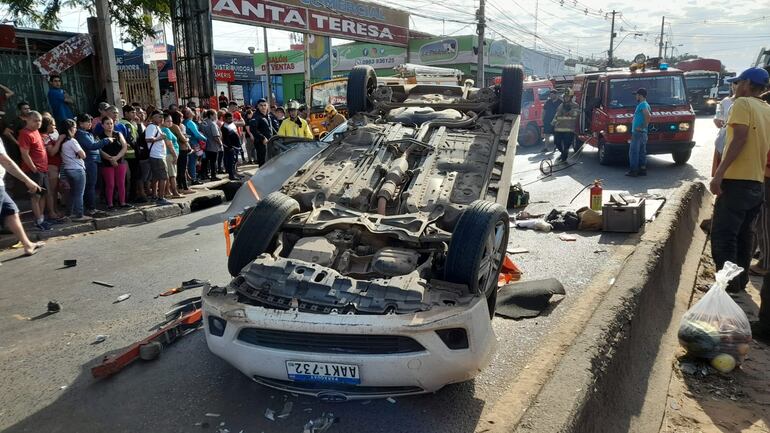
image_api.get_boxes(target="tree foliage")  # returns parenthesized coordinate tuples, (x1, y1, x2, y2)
(0, 0, 170, 45)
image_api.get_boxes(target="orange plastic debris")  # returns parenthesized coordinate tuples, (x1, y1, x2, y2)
(498, 255, 523, 285)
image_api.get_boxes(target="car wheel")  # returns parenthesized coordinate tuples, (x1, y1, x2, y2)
(347, 65, 377, 116)
(227, 192, 300, 276)
(445, 200, 509, 314)
(672, 150, 691, 165)
(518, 122, 541, 147)
(498, 65, 524, 115)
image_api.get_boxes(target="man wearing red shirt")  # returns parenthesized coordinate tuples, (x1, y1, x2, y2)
(18, 111, 50, 230)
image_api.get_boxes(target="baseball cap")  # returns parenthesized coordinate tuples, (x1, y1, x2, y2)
(726, 67, 770, 86)
(256, 98, 267, 104)
(634, 88, 647, 97)
(97, 101, 110, 111)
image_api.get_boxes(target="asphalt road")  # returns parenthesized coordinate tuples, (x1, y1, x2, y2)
(0, 117, 716, 433)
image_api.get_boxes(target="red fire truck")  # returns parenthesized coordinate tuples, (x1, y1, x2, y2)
(572, 64, 696, 165)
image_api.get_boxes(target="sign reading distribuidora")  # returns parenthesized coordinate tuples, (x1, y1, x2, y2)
(211, 0, 410, 46)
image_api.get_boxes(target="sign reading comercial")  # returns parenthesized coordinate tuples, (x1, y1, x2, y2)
(210, 0, 410, 47)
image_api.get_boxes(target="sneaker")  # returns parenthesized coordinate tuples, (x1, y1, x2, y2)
(749, 264, 768, 276)
(91, 210, 110, 218)
(156, 198, 173, 206)
(210, 176, 222, 181)
(35, 221, 53, 231)
(133, 197, 148, 204)
(45, 217, 68, 225)
(119, 203, 134, 209)
(751, 321, 770, 343)
(191, 180, 203, 186)
(625, 170, 639, 177)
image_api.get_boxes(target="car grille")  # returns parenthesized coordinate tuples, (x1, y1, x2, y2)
(237, 328, 426, 354)
(253, 375, 424, 400)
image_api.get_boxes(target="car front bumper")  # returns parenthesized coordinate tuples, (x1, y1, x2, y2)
(202, 288, 497, 400)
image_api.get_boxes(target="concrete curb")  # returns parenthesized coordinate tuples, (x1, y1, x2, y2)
(513, 181, 709, 433)
(0, 189, 226, 249)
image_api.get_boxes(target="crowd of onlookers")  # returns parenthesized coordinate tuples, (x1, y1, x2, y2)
(0, 74, 348, 260)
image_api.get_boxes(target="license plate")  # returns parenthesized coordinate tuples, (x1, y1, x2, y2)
(286, 361, 361, 385)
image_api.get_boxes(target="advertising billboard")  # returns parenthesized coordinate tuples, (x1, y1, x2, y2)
(211, 0, 410, 46)
(332, 42, 407, 71)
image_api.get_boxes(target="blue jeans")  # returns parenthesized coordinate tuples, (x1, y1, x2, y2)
(62, 168, 86, 217)
(84, 160, 99, 211)
(629, 131, 648, 172)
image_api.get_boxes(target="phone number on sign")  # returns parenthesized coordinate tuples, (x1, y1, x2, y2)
(355, 57, 396, 66)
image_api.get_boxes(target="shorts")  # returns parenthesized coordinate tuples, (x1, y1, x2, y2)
(165, 154, 177, 178)
(29, 171, 49, 197)
(149, 157, 168, 181)
(139, 159, 152, 183)
(0, 187, 20, 221)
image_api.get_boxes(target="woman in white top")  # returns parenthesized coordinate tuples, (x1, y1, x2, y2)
(59, 119, 90, 221)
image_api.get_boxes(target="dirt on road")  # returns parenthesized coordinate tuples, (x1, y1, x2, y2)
(660, 245, 770, 433)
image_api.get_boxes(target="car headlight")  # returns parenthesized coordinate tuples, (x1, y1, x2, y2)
(312, 127, 320, 134)
(678, 122, 690, 131)
(706, 99, 717, 105)
(615, 124, 628, 133)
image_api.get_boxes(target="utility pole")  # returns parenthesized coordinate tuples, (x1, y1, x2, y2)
(663, 41, 669, 62)
(534, 0, 538, 50)
(94, 0, 120, 106)
(658, 16, 665, 59)
(607, 10, 617, 68)
(263, 27, 273, 107)
(143, 8, 161, 109)
(304, 33, 311, 105)
(476, 0, 486, 86)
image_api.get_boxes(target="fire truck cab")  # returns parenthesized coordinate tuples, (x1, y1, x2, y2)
(573, 65, 695, 165)
(517, 79, 555, 147)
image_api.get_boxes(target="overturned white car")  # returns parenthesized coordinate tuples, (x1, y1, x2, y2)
(203, 65, 523, 401)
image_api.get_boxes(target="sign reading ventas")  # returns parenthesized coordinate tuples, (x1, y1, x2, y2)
(211, 0, 410, 47)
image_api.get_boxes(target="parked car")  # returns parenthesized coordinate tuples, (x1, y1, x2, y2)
(203, 64, 524, 401)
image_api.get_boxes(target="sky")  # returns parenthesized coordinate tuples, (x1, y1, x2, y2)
(32, 0, 770, 72)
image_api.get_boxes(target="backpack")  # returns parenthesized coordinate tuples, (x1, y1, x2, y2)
(136, 124, 151, 160)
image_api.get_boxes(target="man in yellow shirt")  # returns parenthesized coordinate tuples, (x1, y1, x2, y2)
(277, 100, 313, 139)
(710, 67, 770, 293)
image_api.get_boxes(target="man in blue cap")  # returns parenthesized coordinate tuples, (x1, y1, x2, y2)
(709, 67, 770, 297)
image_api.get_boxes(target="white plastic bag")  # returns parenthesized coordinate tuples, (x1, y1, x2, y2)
(678, 262, 752, 364)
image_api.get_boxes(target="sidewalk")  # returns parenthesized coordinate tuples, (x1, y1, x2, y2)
(0, 165, 256, 250)
(660, 244, 770, 433)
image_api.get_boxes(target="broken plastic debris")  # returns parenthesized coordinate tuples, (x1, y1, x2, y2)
(59, 385, 67, 390)
(277, 401, 293, 419)
(12, 314, 30, 321)
(195, 248, 200, 252)
(303, 413, 337, 433)
(265, 408, 275, 421)
(92, 335, 108, 344)
(92, 280, 115, 288)
(558, 234, 577, 242)
(506, 247, 529, 254)
(205, 413, 221, 417)
(220, 422, 226, 427)
(114, 294, 131, 303)
(47, 301, 61, 313)
(386, 397, 396, 404)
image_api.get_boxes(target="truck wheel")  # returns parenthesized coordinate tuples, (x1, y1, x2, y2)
(347, 65, 377, 116)
(499, 65, 524, 115)
(445, 200, 509, 318)
(597, 140, 614, 166)
(227, 192, 300, 276)
(518, 122, 541, 147)
(672, 150, 691, 165)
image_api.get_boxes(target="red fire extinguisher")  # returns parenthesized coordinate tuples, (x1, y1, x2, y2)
(590, 179, 603, 211)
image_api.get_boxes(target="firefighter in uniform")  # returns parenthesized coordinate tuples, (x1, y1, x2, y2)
(277, 100, 314, 139)
(323, 104, 346, 132)
(551, 89, 580, 162)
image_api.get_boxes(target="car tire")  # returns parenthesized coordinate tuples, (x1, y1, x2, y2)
(227, 192, 300, 276)
(499, 65, 524, 115)
(445, 200, 509, 314)
(347, 65, 377, 116)
(672, 150, 691, 165)
(598, 139, 613, 165)
(518, 122, 541, 147)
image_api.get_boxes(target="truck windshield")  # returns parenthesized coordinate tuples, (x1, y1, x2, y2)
(685, 76, 718, 90)
(608, 75, 688, 108)
(311, 80, 347, 109)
